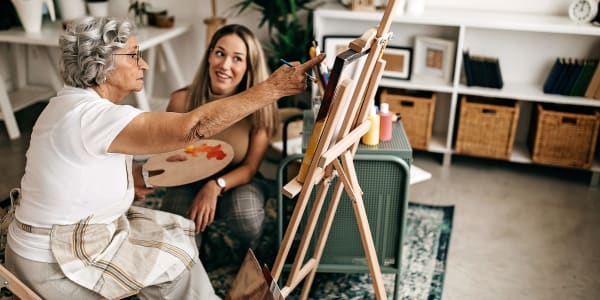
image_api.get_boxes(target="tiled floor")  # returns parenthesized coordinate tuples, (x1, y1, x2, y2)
(410, 155, 600, 300)
(1, 102, 599, 299)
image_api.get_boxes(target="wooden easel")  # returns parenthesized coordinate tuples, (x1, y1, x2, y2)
(270, 1, 399, 299)
(0, 264, 42, 300)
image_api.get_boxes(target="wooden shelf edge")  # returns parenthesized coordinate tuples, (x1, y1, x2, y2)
(457, 83, 600, 108)
(315, 5, 600, 36)
(380, 77, 453, 94)
(450, 142, 600, 173)
(427, 133, 448, 153)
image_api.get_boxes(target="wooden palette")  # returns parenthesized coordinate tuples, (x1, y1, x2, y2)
(143, 139, 234, 187)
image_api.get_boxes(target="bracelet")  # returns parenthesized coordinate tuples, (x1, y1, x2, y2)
(141, 166, 153, 188)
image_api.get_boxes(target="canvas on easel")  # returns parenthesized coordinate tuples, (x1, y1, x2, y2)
(266, 1, 401, 299)
(295, 46, 370, 186)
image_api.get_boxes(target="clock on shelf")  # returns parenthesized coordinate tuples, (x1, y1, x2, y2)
(593, 1, 600, 24)
(568, 0, 599, 23)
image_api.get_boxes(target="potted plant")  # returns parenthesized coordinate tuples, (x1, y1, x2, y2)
(234, 0, 322, 71)
(128, 0, 148, 24)
(87, 0, 108, 17)
(234, 0, 323, 106)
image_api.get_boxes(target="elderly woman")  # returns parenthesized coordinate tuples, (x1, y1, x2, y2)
(4, 17, 323, 299)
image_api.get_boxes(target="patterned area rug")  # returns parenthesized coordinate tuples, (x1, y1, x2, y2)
(138, 190, 454, 300)
(0, 190, 452, 300)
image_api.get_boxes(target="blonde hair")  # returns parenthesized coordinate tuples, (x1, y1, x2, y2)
(186, 24, 278, 136)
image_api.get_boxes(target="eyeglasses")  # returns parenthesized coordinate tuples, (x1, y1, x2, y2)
(112, 49, 143, 66)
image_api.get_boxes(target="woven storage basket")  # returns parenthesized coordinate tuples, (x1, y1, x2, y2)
(530, 104, 600, 169)
(455, 95, 519, 160)
(380, 88, 436, 150)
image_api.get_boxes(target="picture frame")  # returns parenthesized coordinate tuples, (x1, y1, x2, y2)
(322, 35, 358, 70)
(381, 46, 412, 80)
(413, 36, 456, 84)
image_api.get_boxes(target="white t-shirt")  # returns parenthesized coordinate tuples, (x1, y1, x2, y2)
(8, 86, 143, 263)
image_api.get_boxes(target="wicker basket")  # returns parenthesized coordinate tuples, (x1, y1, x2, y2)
(530, 104, 600, 169)
(455, 95, 520, 160)
(380, 88, 436, 150)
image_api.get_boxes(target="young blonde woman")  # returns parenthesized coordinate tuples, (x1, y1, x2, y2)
(161, 24, 277, 256)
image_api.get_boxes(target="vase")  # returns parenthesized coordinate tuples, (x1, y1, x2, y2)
(392, 0, 407, 15)
(11, 0, 56, 33)
(56, 0, 86, 21)
(87, 2, 108, 17)
(405, 0, 425, 15)
(108, 0, 128, 17)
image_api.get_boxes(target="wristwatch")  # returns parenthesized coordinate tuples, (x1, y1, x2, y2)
(215, 177, 227, 194)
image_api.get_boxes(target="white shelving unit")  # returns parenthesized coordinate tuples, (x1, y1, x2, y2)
(314, 3, 600, 184)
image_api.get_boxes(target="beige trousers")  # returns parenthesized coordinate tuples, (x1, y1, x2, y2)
(5, 244, 220, 300)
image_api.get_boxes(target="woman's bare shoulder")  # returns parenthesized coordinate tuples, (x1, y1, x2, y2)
(166, 88, 189, 113)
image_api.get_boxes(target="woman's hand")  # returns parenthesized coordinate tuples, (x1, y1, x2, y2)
(267, 53, 326, 98)
(188, 180, 221, 233)
(133, 164, 154, 201)
(134, 185, 154, 201)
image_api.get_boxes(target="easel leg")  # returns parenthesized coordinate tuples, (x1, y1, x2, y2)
(352, 193, 387, 298)
(272, 171, 320, 281)
(301, 157, 388, 299)
(341, 154, 387, 299)
(342, 151, 362, 195)
(300, 176, 346, 299)
(285, 178, 332, 292)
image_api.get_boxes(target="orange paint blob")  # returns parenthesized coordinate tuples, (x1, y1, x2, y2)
(183, 143, 227, 160)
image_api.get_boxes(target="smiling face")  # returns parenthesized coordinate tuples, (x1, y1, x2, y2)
(208, 34, 248, 96)
(103, 36, 148, 99)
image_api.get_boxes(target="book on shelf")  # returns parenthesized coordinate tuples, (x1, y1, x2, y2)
(463, 52, 503, 89)
(486, 57, 503, 89)
(551, 58, 575, 95)
(543, 58, 563, 94)
(584, 60, 600, 99)
(561, 59, 583, 96)
(470, 55, 488, 87)
(543, 57, 600, 98)
(463, 50, 474, 86)
(570, 60, 598, 97)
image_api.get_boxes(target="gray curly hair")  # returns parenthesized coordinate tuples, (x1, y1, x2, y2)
(59, 17, 136, 88)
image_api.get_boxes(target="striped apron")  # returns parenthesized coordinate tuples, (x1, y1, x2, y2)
(17, 157, 199, 299)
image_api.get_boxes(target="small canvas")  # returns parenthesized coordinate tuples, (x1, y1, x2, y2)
(227, 249, 283, 300)
(297, 45, 370, 182)
(322, 36, 357, 69)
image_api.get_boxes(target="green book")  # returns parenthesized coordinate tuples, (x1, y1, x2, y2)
(561, 59, 583, 95)
(570, 60, 598, 97)
(551, 58, 572, 94)
(543, 58, 563, 94)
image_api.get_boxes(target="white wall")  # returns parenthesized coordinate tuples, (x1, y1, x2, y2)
(3, 0, 574, 105)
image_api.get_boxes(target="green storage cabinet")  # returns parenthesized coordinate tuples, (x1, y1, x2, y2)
(277, 112, 412, 299)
